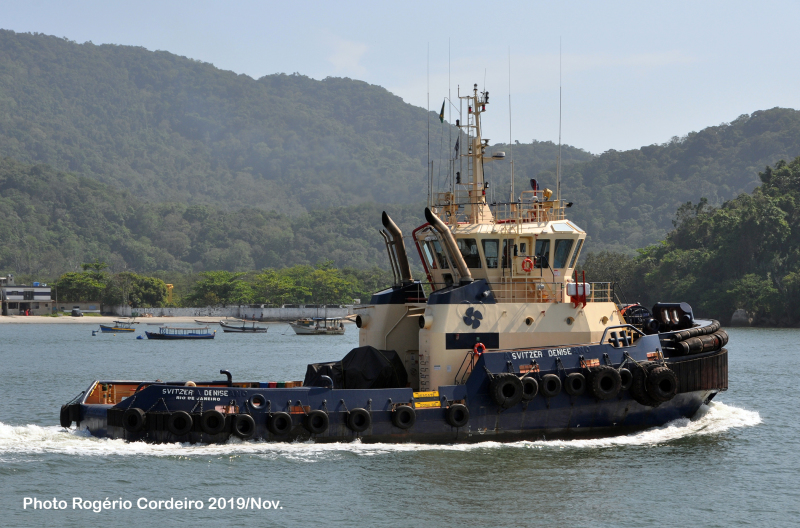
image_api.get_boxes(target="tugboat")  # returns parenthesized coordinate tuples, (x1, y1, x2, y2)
(59, 84, 728, 443)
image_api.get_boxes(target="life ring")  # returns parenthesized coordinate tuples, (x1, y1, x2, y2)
(521, 257, 534, 272)
(473, 342, 486, 357)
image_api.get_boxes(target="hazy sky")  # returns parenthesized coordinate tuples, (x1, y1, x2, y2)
(4, 0, 799, 153)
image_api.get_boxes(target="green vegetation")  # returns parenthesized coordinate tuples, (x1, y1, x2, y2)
(0, 157, 426, 275)
(0, 30, 589, 215)
(581, 157, 800, 326)
(55, 260, 168, 307)
(548, 109, 800, 252)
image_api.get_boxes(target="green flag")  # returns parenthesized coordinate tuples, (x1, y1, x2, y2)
(439, 100, 445, 123)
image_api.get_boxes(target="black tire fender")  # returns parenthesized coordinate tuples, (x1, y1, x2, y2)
(303, 410, 329, 435)
(564, 372, 587, 396)
(346, 408, 371, 432)
(446, 404, 470, 428)
(646, 366, 679, 402)
(267, 412, 293, 436)
(521, 376, 538, 401)
(489, 373, 524, 409)
(590, 366, 622, 400)
(233, 414, 256, 439)
(60, 405, 71, 428)
(391, 405, 416, 429)
(166, 411, 193, 436)
(200, 410, 226, 435)
(540, 374, 562, 398)
(618, 368, 633, 391)
(122, 408, 146, 433)
(631, 362, 661, 407)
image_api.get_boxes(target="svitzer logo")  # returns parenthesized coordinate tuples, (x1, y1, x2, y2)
(463, 307, 483, 329)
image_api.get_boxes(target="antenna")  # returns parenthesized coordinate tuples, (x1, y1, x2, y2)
(427, 43, 431, 207)
(557, 38, 562, 204)
(508, 46, 513, 204)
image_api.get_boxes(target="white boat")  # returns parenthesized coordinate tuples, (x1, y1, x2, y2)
(289, 317, 345, 335)
(219, 320, 268, 333)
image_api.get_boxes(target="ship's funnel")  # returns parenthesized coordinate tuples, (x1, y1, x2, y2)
(381, 212, 413, 285)
(424, 207, 473, 285)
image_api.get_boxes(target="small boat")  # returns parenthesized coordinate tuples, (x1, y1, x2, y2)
(194, 320, 219, 325)
(99, 320, 138, 333)
(290, 317, 345, 335)
(144, 326, 216, 340)
(219, 320, 268, 333)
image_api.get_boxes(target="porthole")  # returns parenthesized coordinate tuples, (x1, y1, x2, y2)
(525, 317, 534, 326)
(566, 317, 574, 325)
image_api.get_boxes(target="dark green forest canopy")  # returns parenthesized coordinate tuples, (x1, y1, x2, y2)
(558, 109, 800, 252)
(582, 157, 800, 326)
(3, 29, 800, 271)
(0, 157, 427, 276)
(0, 30, 589, 215)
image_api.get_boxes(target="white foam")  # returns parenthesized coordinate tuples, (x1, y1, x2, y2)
(0, 402, 760, 460)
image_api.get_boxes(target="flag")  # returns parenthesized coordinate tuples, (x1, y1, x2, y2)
(454, 137, 459, 152)
(439, 100, 445, 123)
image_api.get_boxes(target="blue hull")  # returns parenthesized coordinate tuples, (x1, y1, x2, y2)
(65, 335, 727, 444)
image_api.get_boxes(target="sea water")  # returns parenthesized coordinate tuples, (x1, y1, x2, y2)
(0, 324, 792, 527)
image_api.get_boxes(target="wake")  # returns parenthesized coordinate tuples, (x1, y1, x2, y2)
(0, 401, 760, 460)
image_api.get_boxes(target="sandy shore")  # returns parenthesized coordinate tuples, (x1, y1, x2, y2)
(0, 315, 275, 325)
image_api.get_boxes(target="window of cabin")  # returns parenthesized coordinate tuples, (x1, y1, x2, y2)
(482, 239, 499, 268)
(457, 238, 482, 268)
(569, 239, 584, 269)
(420, 240, 437, 269)
(535, 239, 550, 268)
(431, 239, 450, 269)
(553, 239, 575, 268)
(502, 239, 516, 268)
(519, 242, 527, 255)
(442, 273, 454, 288)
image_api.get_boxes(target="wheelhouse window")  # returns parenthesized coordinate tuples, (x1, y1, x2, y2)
(553, 239, 575, 268)
(569, 239, 584, 269)
(431, 239, 450, 269)
(457, 238, 482, 268)
(535, 239, 550, 268)
(482, 239, 499, 268)
(502, 239, 515, 268)
(420, 240, 437, 269)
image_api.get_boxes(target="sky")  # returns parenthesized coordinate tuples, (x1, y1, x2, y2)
(3, 0, 799, 154)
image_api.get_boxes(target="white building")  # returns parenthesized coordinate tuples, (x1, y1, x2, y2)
(0, 274, 53, 316)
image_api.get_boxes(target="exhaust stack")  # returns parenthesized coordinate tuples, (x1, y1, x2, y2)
(381, 212, 413, 286)
(424, 207, 473, 285)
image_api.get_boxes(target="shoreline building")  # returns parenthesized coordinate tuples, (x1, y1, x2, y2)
(0, 274, 53, 316)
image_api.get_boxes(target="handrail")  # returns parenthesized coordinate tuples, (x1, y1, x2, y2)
(600, 324, 644, 346)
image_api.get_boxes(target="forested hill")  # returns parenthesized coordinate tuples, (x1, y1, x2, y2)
(0, 157, 426, 276)
(0, 30, 589, 214)
(545, 108, 800, 252)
